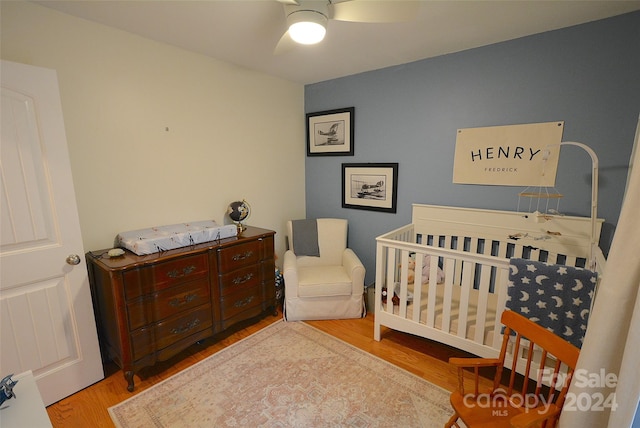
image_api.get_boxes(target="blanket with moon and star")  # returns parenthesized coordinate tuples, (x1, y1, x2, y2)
(506, 258, 597, 348)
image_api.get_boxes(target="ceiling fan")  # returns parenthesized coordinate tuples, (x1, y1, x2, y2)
(275, 0, 419, 53)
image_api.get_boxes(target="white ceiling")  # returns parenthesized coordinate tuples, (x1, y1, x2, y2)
(35, 0, 640, 85)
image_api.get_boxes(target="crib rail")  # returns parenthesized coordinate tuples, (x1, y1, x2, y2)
(375, 225, 510, 358)
(374, 221, 605, 361)
(374, 205, 606, 385)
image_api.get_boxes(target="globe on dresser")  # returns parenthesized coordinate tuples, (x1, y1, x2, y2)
(227, 199, 251, 233)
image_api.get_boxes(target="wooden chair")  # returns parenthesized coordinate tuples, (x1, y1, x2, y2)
(445, 310, 580, 428)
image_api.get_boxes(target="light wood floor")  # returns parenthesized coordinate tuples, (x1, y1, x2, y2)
(46, 311, 488, 427)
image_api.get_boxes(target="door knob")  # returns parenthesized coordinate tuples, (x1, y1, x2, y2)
(66, 254, 81, 265)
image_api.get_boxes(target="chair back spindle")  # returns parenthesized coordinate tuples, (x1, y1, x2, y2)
(445, 310, 580, 428)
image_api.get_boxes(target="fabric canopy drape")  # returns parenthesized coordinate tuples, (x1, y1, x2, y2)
(560, 119, 640, 427)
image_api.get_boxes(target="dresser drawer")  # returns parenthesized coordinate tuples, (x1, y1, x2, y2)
(217, 241, 260, 272)
(130, 305, 212, 361)
(127, 279, 210, 331)
(219, 265, 260, 297)
(220, 286, 262, 321)
(123, 254, 208, 300)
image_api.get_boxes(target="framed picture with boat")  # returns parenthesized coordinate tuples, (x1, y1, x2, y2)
(307, 107, 354, 156)
(342, 163, 398, 213)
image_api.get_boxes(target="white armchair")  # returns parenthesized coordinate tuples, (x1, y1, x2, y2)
(283, 218, 365, 321)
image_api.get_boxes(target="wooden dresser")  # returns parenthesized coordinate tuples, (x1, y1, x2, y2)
(86, 226, 276, 391)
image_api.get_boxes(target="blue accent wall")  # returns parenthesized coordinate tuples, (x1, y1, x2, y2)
(304, 12, 640, 285)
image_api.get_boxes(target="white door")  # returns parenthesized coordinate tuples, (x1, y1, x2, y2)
(0, 60, 103, 406)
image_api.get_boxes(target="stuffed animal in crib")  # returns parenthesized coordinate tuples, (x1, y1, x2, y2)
(403, 256, 445, 284)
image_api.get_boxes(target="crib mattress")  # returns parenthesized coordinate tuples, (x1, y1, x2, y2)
(383, 282, 499, 347)
(116, 221, 237, 255)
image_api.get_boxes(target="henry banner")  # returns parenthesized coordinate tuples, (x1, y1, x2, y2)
(453, 121, 564, 186)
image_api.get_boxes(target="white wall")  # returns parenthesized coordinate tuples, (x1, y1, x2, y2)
(1, 2, 305, 260)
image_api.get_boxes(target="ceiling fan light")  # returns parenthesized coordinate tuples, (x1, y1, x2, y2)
(287, 10, 327, 45)
(289, 22, 326, 44)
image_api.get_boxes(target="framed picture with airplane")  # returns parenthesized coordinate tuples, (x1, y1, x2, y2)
(342, 163, 398, 213)
(306, 107, 354, 156)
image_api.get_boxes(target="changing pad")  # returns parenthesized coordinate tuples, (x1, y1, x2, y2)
(116, 221, 237, 255)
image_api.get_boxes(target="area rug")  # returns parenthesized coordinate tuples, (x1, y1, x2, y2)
(109, 321, 452, 427)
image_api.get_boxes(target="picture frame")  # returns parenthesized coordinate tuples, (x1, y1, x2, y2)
(342, 163, 398, 213)
(306, 107, 354, 156)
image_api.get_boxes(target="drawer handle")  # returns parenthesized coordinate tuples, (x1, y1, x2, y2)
(234, 295, 255, 308)
(167, 265, 197, 279)
(232, 251, 253, 261)
(168, 293, 198, 307)
(232, 273, 254, 285)
(170, 318, 200, 335)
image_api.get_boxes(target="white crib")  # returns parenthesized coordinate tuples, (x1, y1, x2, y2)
(374, 204, 606, 360)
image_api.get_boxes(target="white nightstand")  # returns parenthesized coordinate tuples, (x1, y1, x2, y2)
(0, 371, 52, 428)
